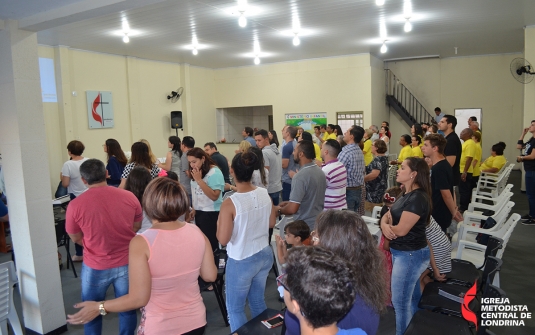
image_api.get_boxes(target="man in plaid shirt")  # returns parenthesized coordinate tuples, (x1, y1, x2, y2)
(338, 126, 365, 212)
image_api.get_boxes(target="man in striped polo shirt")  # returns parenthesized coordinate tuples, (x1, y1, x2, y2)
(320, 139, 347, 210)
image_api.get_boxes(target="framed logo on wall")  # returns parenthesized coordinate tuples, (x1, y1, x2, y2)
(86, 91, 114, 129)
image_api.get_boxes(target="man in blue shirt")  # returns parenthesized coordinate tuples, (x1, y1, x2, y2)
(242, 127, 257, 147)
(338, 126, 365, 212)
(281, 126, 298, 201)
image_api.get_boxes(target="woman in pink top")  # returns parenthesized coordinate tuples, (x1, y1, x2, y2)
(67, 178, 217, 335)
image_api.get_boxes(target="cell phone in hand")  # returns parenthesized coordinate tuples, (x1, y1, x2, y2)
(261, 314, 284, 328)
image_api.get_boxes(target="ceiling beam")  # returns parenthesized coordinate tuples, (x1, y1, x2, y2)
(18, 0, 170, 32)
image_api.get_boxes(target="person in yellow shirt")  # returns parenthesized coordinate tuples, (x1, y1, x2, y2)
(300, 131, 323, 166)
(411, 123, 425, 147)
(363, 129, 374, 166)
(411, 136, 424, 158)
(459, 128, 477, 211)
(390, 134, 413, 165)
(481, 142, 507, 173)
(319, 124, 337, 144)
(471, 132, 482, 189)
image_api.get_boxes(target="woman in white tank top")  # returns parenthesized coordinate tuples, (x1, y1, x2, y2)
(217, 151, 277, 332)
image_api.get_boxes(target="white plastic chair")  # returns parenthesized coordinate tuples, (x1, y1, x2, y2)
(452, 213, 520, 270)
(452, 201, 514, 248)
(0, 261, 23, 335)
(472, 164, 513, 199)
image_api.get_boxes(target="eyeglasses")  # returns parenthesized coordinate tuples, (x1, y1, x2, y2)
(276, 273, 290, 294)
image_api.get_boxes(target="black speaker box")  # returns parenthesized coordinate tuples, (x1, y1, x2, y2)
(171, 111, 182, 129)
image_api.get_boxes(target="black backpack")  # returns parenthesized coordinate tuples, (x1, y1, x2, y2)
(475, 216, 498, 245)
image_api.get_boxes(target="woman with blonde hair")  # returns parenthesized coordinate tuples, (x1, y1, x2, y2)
(140, 139, 158, 164)
(363, 129, 374, 166)
(235, 140, 252, 155)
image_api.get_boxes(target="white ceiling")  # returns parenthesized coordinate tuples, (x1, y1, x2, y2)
(2, 0, 535, 68)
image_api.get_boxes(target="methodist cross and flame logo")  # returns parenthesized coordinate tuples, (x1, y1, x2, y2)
(87, 91, 114, 129)
(461, 280, 478, 330)
(92, 93, 104, 126)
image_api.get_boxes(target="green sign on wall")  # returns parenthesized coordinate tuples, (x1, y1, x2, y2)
(285, 113, 327, 131)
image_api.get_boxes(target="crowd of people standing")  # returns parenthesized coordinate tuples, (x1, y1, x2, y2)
(0, 112, 525, 335)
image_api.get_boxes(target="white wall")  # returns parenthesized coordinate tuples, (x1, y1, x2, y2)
(386, 53, 524, 164)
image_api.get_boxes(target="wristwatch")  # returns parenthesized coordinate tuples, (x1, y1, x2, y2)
(99, 301, 107, 316)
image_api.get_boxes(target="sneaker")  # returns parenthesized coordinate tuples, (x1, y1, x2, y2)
(521, 219, 535, 226)
(521, 214, 532, 220)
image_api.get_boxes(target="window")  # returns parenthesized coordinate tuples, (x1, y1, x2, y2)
(337, 112, 364, 134)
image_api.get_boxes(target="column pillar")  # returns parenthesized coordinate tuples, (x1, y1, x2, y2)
(0, 20, 67, 334)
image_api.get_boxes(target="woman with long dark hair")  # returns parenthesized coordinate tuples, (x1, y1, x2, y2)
(187, 148, 225, 252)
(268, 130, 280, 147)
(104, 139, 127, 187)
(124, 166, 152, 233)
(119, 142, 160, 189)
(284, 210, 386, 335)
(217, 151, 276, 332)
(380, 157, 431, 335)
(158, 136, 182, 179)
(249, 147, 268, 188)
(67, 177, 217, 334)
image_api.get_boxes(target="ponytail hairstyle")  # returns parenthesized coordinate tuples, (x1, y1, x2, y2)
(168, 136, 182, 158)
(248, 146, 267, 186)
(404, 157, 432, 224)
(231, 151, 258, 183)
(492, 142, 506, 155)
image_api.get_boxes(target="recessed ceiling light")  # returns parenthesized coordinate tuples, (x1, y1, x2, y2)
(376, 0, 385, 6)
(254, 56, 260, 65)
(238, 13, 247, 27)
(122, 34, 129, 43)
(293, 34, 301, 46)
(404, 19, 412, 32)
(381, 41, 388, 53)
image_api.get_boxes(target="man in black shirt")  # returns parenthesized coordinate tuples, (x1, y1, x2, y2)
(517, 120, 535, 225)
(422, 134, 463, 232)
(438, 114, 462, 187)
(204, 142, 231, 184)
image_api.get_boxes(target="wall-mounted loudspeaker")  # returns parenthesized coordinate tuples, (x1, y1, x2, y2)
(171, 111, 182, 129)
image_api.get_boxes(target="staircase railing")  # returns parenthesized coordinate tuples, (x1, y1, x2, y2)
(385, 69, 434, 125)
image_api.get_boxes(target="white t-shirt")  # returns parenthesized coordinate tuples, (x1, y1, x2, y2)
(61, 158, 89, 197)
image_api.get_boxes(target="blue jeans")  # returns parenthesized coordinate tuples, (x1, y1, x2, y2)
(282, 182, 292, 202)
(268, 192, 280, 206)
(526, 170, 535, 218)
(390, 246, 430, 335)
(226, 246, 273, 332)
(81, 264, 137, 335)
(346, 188, 362, 212)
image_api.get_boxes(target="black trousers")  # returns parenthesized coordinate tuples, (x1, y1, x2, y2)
(459, 173, 473, 212)
(195, 210, 220, 252)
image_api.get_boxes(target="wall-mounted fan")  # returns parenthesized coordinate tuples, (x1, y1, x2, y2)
(167, 87, 184, 102)
(510, 58, 535, 84)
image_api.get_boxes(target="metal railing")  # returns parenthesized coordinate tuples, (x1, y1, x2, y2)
(385, 69, 434, 125)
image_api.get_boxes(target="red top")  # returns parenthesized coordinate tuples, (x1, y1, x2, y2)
(66, 185, 142, 270)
